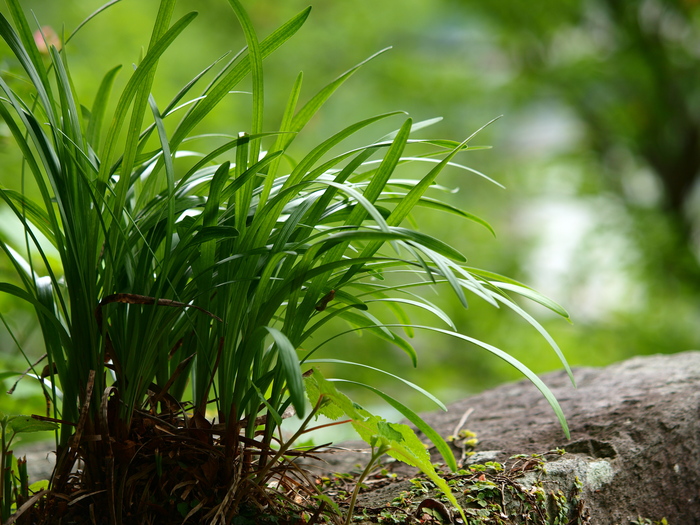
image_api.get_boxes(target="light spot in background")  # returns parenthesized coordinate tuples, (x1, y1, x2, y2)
(503, 104, 584, 159)
(499, 105, 649, 323)
(516, 196, 644, 322)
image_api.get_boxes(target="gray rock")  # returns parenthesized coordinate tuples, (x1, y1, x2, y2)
(413, 350, 700, 524)
(315, 351, 700, 524)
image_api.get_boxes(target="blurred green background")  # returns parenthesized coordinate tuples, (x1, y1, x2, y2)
(1, 0, 698, 421)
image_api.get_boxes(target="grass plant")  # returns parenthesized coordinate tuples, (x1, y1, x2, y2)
(0, 1, 573, 523)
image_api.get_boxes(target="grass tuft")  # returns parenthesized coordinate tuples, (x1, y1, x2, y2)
(0, 1, 572, 523)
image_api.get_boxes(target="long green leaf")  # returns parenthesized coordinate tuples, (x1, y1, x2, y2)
(64, 0, 123, 46)
(2, 1, 55, 122)
(170, 7, 311, 149)
(330, 325, 572, 438)
(263, 327, 305, 417)
(98, 10, 197, 186)
(110, 0, 178, 217)
(87, 65, 122, 148)
(289, 48, 391, 138)
(259, 72, 303, 206)
(227, 0, 264, 159)
(305, 358, 446, 411)
(0, 283, 70, 346)
(380, 196, 496, 236)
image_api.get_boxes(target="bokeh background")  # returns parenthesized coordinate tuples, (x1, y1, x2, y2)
(1, 0, 698, 424)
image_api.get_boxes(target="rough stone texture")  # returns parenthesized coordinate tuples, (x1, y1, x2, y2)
(427, 350, 700, 524)
(344, 350, 700, 524)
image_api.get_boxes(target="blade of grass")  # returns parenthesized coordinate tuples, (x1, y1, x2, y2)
(86, 65, 122, 149)
(305, 358, 446, 410)
(169, 7, 311, 150)
(317, 325, 571, 438)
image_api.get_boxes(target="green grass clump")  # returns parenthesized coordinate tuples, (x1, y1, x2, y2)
(0, 0, 572, 522)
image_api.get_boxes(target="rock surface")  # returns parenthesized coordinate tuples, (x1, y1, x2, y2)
(325, 351, 700, 524)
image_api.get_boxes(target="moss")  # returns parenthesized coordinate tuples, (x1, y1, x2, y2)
(331, 450, 592, 524)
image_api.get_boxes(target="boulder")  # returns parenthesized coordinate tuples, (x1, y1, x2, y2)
(332, 351, 700, 524)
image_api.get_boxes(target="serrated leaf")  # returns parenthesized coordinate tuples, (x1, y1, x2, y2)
(304, 369, 364, 421)
(377, 420, 404, 442)
(8, 415, 58, 433)
(28, 479, 50, 492)
(335, 388, 466, 523)
(330, 378, 457, 471)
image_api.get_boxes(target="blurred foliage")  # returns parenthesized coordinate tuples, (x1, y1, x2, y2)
(0, 0, 698, 419)
(465, 0, 700, 287)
